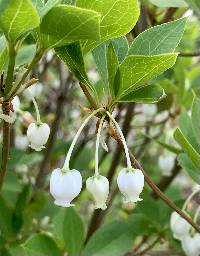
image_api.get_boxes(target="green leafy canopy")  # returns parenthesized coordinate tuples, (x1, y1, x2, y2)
(115, 53, 178, 99)
(76, 0, 140, 53)
(0, 0, 40, 42)
(39, 4, 101, 49)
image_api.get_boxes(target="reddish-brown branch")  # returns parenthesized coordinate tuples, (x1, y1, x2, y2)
(0, 103, 11, 191)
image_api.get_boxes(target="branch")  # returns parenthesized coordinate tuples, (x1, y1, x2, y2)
(4, 43, 16, 95)
(126, 144, 200, 233)
(179, 51, 200, 57)
(152, 161, 181, 197)
(161, 8, 177, 23)
(0, 43, 16, 191)
(132, 237, 160, 256)
(79, 82, 98, 109)
(8, 48, 44, 99)
(0, 103, 11, 191)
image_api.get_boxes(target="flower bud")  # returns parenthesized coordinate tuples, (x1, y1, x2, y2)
(86, 175, 109, 210)
(181, 234, 200, 256)
(117, 168, 144, 203)
(170, 211, 191, 240)
(50, 168, 82, 207)
(27, 122, 50, 151)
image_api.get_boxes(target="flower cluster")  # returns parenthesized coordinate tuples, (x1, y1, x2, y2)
(170, 187, 200, 256)
(50, 109, 145, 210)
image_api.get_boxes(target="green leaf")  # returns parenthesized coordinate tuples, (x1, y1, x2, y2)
(107, 43, 119, 96)
(134, 195, 171, 228)
(174, 128, 200, 168)
(92, 42, 108, 85)
(150, 0, 187, 7)
(23, 234, 61, 256)
(8, 245, 28, 256)
(55, 42, 95, 94)
(63, 208, 84, 254)
(53, 208, 84, 254)
(39, 0, 62, 17)
(120, 85, 164, 103)
(127, 214, 154, 236)
(178, 153, 200, 183)
(191, 97, 200, 145)
(110, 36, 129, 63)
(16, 44, 36, 67)
(83, 220, 133, 256)
(0, 0, 12, 15)
(0, 196, 14, 238)
(76, 0, 140, 53)
(141, 133, 182, 154)
(117, 53, 178, 98)
(156, 141, 182, 155)
(179, 109, 199, 150)
(39, 5, 101, 49)
(0, 35, 8, 72)
(92, 36, 128, 87)
(0, 0, 40, 42)
(12, 184, 31, 233)
(129, 18, 187, 56)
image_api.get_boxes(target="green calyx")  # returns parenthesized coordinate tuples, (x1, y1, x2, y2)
(125, 166, 134, 172)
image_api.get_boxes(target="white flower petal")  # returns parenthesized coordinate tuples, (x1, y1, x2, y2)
(50, 168, 82, 207)
(86, 175, 109, 210)
(181, 233, 200, 256)
(170, 211, 191, 240)
(117, 168, 144, 203)
(27, 122, 50, 151)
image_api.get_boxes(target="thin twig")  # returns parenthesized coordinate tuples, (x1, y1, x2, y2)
(0, 103, 11, 191)
(132, 237, 160, 256)
(179, 51, 200, 57)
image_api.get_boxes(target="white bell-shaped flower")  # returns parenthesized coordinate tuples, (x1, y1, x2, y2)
(50, 168, 82, 207)
(170, 211, 191, 240)
(158, 154, 175, 176)
(86, 175, 109, 210)
(117, 168, 144, 203)
(27, 122, 50, 151)
(181, 233, 200, 256)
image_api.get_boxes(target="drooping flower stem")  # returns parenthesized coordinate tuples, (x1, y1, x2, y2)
(63, 108, 105, 171)
(194, 205, 200, 222)
(182, 188, 200, 212)
(95, 115, 106, 176)
(31, 95, 41, 124)
(106, 111, 132, 169)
